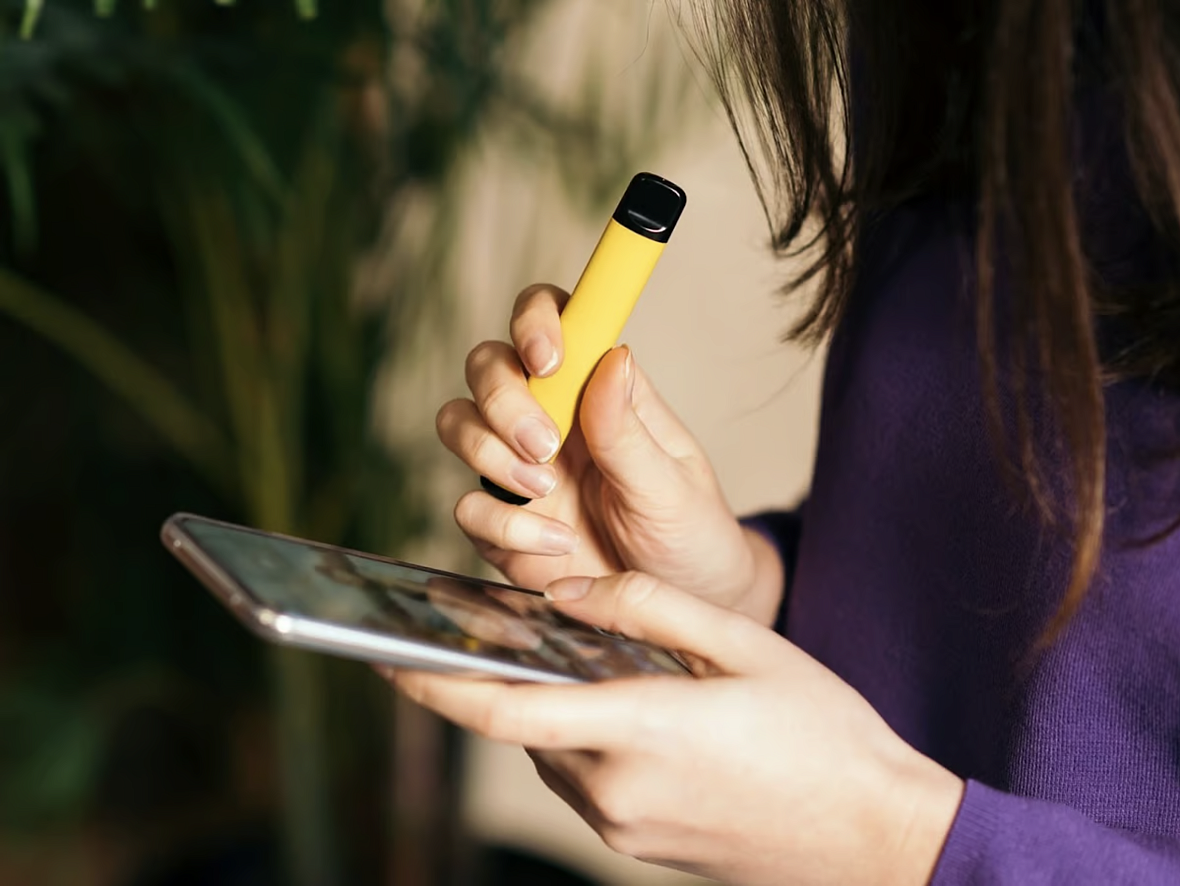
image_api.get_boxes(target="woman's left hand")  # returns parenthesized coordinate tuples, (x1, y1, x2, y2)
(388, 573, 964, 886)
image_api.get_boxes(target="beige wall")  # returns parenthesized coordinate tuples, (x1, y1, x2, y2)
(382, 2, 824, 881)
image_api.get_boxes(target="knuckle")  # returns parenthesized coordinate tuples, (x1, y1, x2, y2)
(612, 572, 661, 626)
(597, 823, 637, 857)
(465, 340, 504, 379)
(512, 282, 562, 316)
(454, 492, 486, 533)
(455, 492, 517, 552)
(587, 770, 638, 830)
(477, 694, 522, 742)
(498, 507, 530, 547)
(478, 375, 517, 422)
(467, 422, 501, 467)
(511, 284, 544, 315)
(435, 398, 468, 442)
(679, 452, 717, 488)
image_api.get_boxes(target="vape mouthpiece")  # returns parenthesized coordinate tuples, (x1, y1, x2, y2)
(611, 172, 687, 243)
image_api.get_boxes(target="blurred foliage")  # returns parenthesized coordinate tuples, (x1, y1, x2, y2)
(0, 0, 698, 883)
(18, 0, 321, 40)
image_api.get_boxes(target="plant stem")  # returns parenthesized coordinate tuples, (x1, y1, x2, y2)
(250, 450, 337, 886)
(271, 647, 338, 886)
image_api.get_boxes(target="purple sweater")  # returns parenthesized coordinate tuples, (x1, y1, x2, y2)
(747, 190, 1180, 880)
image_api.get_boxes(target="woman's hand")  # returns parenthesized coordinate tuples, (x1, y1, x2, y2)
(435, 283, 783, 624)
(389, 572, 964, 886)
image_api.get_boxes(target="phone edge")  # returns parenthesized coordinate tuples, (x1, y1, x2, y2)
(160, 513, 585, 684)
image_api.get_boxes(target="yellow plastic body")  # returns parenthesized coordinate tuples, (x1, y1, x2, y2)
(528, 219, 666, 448)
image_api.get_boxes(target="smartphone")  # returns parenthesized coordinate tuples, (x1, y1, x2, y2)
(161, 513, 691, 684)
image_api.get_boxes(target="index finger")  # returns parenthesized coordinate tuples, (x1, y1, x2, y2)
(510, 284, 569, 379)
(390, 668, 656, 751)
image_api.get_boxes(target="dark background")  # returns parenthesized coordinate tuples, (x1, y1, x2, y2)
(0, 1, 660, 883)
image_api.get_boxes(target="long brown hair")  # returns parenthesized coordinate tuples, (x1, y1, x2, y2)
(686, 0, 1180, 638)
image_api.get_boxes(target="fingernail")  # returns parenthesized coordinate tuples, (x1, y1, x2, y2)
(621, 345, 636, 406)
(510, 462, 557, 498)
(523, 335, 558, 378)
(538, 523, 579, 556)
(545, 576, 593, 601)
(515, 415, 561, 463)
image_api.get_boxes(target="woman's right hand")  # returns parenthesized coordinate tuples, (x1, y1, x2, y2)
(435, 284, 784, 624)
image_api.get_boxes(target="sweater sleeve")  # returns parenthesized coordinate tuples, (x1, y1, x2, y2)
(739, 505, 805, 638)
(932, 780, 1180, 885)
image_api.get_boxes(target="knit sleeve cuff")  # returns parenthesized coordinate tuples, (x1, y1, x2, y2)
(929, 780, 1007, 886)
(739, 506, 805, 637)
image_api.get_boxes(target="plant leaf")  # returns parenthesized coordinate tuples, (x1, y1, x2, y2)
(168, 65, 287, 206)
(0, 119, 38, 253)
(19, 0, 45, 39)
(0, 267, 233, 495)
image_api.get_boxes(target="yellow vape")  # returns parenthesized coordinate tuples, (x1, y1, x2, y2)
(483, 172, 688, 505)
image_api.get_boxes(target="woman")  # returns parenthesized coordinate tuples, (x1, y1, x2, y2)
(390, 1, 1180, 882)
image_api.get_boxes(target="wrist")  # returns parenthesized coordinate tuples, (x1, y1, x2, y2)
(728, 525, 786, 627)
(869, 745, 965, 886)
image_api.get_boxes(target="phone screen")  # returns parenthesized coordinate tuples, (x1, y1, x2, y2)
(175, 516, 689, 682)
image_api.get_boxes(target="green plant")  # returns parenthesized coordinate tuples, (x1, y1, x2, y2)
(0, 1, 699, 883)
(18, 0, 320, 40)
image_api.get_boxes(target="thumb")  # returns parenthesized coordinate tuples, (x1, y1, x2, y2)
(544, 572, 782, 676)
(578, 347, 704, 505)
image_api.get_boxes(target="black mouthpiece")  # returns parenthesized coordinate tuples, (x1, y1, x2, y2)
(611, 172, 687, 243)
